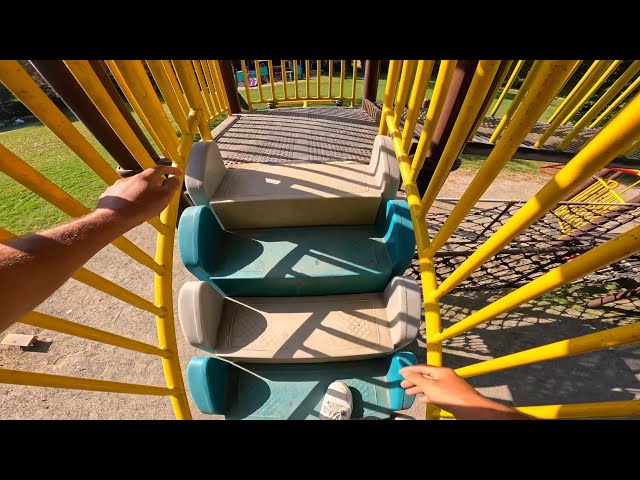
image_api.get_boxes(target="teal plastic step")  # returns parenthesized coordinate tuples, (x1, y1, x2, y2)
(187, 351, 417, 420)
(178, 200, 415, 296)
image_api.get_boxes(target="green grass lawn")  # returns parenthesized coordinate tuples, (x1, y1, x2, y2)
(0, 77, 566, 235)
(0, 105, 226, 235)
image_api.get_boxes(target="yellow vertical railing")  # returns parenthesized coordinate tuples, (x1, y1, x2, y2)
(489, 60, 524, 117)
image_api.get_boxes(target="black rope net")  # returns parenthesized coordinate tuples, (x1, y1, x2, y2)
(405, 200, 640, 292)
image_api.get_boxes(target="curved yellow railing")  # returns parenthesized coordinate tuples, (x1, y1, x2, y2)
(0, 60, 230, 419)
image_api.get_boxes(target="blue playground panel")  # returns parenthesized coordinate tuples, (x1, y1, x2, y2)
(178, 200, 415, 296)
(187, 351, 417, 420)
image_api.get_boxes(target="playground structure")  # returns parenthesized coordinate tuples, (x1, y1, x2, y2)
(0, 59, 640, 419)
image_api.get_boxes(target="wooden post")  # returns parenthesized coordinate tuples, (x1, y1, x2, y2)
(416, 60, 479, 195)
(218, 61, 242, 114)
(363, 60, 380, 102)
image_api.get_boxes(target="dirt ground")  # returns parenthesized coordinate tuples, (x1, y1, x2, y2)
(1, 166, 638, 420)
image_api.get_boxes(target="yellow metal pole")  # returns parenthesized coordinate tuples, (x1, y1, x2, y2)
(239, 61, 253, 111)
(623, 135, 640, 157)
(434, 90, 640, 299)
(536, 61, 615, 147)
(427, 61, 578, 255)
(393, 61, 418, 128)
(105, 61, 173, 160)
(161, 60, 190, 119)
(339, 60, 346, 99)
(293, 59, 299, 100)
(0, 144, 162, 274)
(467, 60, 513, 141)
(328, 60, 334, 98)
(147, 60, 189, 132)
(305, 60, 310, 99)
(410, 60, 457, 181)
(316, 60, 321, 98)
(0, 60, 119, 185)
(21, 311, 168, 357)
(192, 60, 216, 118)
(489, 60, 524, 117)
(401, 60, 435, 153)
(281, 60, 289, 100)
(553, 60, 583, 100)
(172, 60, 213, 141)
(350, 59, 357, 107)
(152, 109, 201, 420)
(560, 60, 622, 125)
(489, 61, 542, 144)
(63, 60, 157, 169)
(557, 61, 640, 150)
(267, 60, 276, 101)
(454, 321, 640, 377)
(420, 60, 502, 215)
(209, 61, 229, 112)
(547, 60, 603, 124)
(254, 59, 265, 103)
(590, 74, 640, 128)
(201, 60, 222, 115)
(0, 368, 173, 396)
(378, 60, 402, 135)
(440, 400, 640, 419)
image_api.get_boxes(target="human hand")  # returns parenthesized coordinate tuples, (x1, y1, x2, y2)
(96, 165, 183, 228)
(400, 365, 527, 420)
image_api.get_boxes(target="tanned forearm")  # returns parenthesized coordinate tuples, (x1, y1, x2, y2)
(0, 209, 135, 332)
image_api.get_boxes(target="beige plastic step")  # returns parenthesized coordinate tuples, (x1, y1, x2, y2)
(178, 277, 420, 363)
(184, 135, 400, 229)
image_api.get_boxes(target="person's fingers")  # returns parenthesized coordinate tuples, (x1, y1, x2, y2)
(162, 176, 182, 193)
(149, 165, 184, 178)
(400, 379, 416, 389)
(400, 364, 441, 379)
(402, 372, 435, 391)
(403, 386, 424, 396)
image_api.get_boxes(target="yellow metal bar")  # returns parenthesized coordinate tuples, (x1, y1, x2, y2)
(489, 60, 524, 117)
(63, 60, 157, 170)
(420, 61, 502, 215)
(305, 60, 310, 99)
(172, 60, 213, 141)
(560, 60, 622, 125)
(489, 60, 542, 143)
(281, 60, 289, 100)
(146, 60, 188, 133)
(393, 61, 418, 128)
(209, 60, 228, 113)
(378, 60, 402, 135)
(254, 59, 265, 102)
(0, 368, 173, 396)
(557, 61, 640, 150)
(192, 60, 216, 118)
(239, 60, 253, 111)
(339, 60, 346, 99)
(0, 60, 118, 185)
(316, 60, 321, 98)
(536, 61, 615, 147)
(161, 60, 190, 119)
(328, 60, 334, 98)
(454, 321, 640, 377)
(293, 59, 299, 100)
(623, 136, 640, 157)
(440, 400, 640, 419)
(267, 60, 276, 101)
(401, 60, 435, 153)
(467, 60, 514, 141)
(434, 90, 640, 300)
(21, 311, 168, 357)
(553, 60, 583, 101)
(410, 60, 458, 181)
(0, 143, 162, 274)
(548, 60, 604, 124)
(428, 62, 578, 255)
(205, 60, 225, 113)
(105, 60, 173, 161)
(350, 59, 357, 107)
(110, 61, 181, 163)
(590, 74, 640, 128)
(152, 109, 201, 420)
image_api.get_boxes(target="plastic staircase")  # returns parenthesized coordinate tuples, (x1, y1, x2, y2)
(178, 135, 420, 419)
